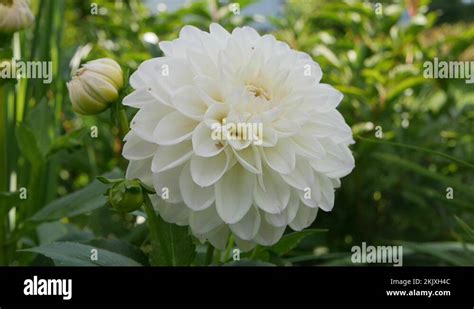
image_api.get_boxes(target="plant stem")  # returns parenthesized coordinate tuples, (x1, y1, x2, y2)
(205, 243, 214, 266)
(116, 102, 129, 137)
(142, 194, 168, 266)
(0, 85, 7, 265)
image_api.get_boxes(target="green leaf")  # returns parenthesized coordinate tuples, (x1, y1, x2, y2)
(372, 152, 474, 198)
(270, 229, 327, 256)
(401, 241, 474, 266)
(15, 123, 45, 167)
(386, 76, 426, 102)
(83, 239, 149, 266)
(152, 214, 196, 266)
(224, 259, 275, 266)
(142, 195, 196, 266)
(30, 168, 122, 221)
(454, 216, 474, 242)
(25, 102, 54, 157)
(21, 242, 142, 266)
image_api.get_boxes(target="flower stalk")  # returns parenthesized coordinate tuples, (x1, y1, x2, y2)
(142, 193, 170, 266)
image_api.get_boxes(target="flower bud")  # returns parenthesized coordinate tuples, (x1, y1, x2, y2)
(0, 0, 35, 33)
(107, 179, 144, 213)
(67, 58, 123, 115)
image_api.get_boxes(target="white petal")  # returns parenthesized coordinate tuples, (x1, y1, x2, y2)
(179, 162, 215, 211)
(189, 206, 223, 234)
(253, 166, 291, 214)
(152, 165, 183, 203)
(190, 149, 229, 187)
(209, 23, 230, 45)
(234, 237, 256, 252)
(316, 173, 335, 212)
(264, 190, 299, 227)
(154, 111, 199, 146)
(130, 104, 174, 143)
(125, 158, 153, 188)
(233, 145, 262, 174)
(150, 195, 189, 226)
(202, 225, 229, 250)
(280, 158, 315, 191)
(229, 206, 261, 241)
(254, 214, 286, 246)
(262, 139, 296, 174)
(151, 141, 193, 173)
(172, 85, 209, 120)
(123, 88, 161, 108)
(289, 205, 318, 231)
(192, 121, 226, 157)
(215, 164, 255, 224)
(310, 140, 355, 178)
(290, 135, 325, 160)
(122, 131, 156, 160)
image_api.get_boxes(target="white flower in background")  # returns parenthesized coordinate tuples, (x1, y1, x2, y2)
(123, 24, 355, 250)
(0, 0, 34, 33)
(67, 58, 123, 115)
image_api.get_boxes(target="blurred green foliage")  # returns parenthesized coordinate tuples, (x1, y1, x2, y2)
(0, 0, 473, 266)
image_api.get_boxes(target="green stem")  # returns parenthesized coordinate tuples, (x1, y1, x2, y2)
(142, 194, 168, 266)
(0, 85, 7, 265)
(116, 102, 129, 137)
(356, 135, 474, 169)
(222, 235, 234, 263)
(205, 243, 215, 266)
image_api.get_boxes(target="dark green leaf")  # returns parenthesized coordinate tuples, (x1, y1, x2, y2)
(270, 229, 327, 256)
(15, 123, 45, 167)
(30, 168, 122, 221)
(21, 242, 142, 266)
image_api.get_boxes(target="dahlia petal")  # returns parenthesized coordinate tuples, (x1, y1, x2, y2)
(215, 164, 255, 224)
(125, 158, 153, 188)
(253, 166, 291, 214)
(264, 190, 299, 227)
(190, 149, 229, 187)
(280, 158, 315, 191)
(131, 104, 174, 143)
(189, 205, 222, 235)
(233, 145, 262, 174)
(150, 195, 189, 226)
(310, 140, 355, 178)
(290, 135, 325, 160)
(202, 225, 229, 250)
(317, 173, 336, 212)
(262, 139, 296, 174)
(229, 206, 261, 241)
(289, 204, 318, 231)
(154, 111, 199, 146)
(234, 237, 257, 252)
(254, 215, 286, 246)
(209, 23, 230, 45)
(173, 85, 209, 120)
(151, 141, 193, 173)
(179, 162, 215, 211)
(122, 131, 156, 160)
(192, 121, 226, 157)
(152, 165, 183, 203)
(194, 75, 222, 105)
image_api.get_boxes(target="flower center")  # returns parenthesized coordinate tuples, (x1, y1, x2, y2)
(246, 84, 270, 101)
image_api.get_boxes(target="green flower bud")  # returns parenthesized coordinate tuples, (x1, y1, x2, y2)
(107, 179, 144, 213)
(0, 0, 34, 33)
(67, 58, 123, 115)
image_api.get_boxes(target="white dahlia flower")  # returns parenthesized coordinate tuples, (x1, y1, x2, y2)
(0, 0, 34, 33)
(122, 24, 355, 251)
